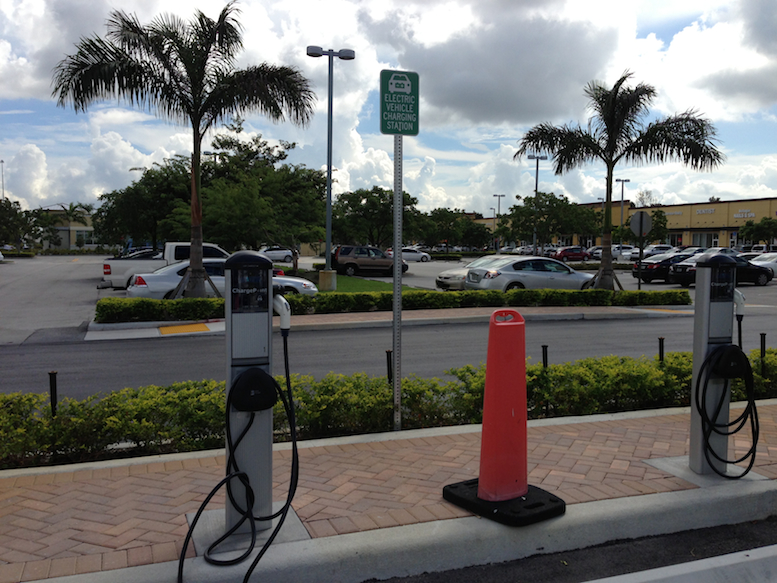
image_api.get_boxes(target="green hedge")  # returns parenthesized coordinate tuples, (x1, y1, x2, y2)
(94, 289, 691, 323)
(3, 348, 774, 469)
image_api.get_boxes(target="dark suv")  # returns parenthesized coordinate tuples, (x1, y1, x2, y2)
(332, 245, 409, 276)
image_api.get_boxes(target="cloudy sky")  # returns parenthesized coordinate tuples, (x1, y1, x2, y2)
(1, 0, 776, 218)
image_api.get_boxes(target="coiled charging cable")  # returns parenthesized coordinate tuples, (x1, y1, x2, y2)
(178, 328, 299, 583)
(694, 344, 759, 479)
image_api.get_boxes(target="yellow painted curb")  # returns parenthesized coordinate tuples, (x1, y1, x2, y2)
(159, 323, 210, 335)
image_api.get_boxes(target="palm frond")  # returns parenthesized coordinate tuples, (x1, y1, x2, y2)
(622, 111, 726, 170)
(202, 64, 316, 130)
(516, 123, 602, 175)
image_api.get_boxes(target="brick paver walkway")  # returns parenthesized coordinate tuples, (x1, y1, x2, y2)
(1, 405, 774, 582)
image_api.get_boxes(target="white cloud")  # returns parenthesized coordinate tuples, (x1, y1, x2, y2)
(0, 0, 773, 218)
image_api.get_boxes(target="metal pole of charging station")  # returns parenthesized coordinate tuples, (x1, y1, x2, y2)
(392, 134, 402, 431)
(225, 252, 274, 532)
(689, 257, 735, 475)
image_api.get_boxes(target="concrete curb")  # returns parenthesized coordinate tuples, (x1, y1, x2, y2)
(84, 306, 693, 338)
(41, 479, 777, 583)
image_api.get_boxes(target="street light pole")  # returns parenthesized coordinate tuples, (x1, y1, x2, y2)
(493, 194, 505, 253)
(615, 178, 630, 250)
(527, 154, 547, 254)
(306, 45, 355, 281)
(490, 207, 496, 251)
(1, 160, 4, 200)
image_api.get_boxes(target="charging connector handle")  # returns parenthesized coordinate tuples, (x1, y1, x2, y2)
(274, 294, 291, 331)
(734, 289, 745, 318)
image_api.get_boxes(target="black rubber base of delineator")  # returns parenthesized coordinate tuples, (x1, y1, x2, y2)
(443, 479, 565, 526)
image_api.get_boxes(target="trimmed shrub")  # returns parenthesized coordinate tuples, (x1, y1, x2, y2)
(1, 348, 774, 469)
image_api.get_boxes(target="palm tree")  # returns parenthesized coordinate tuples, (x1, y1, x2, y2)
(52, 1, 315, 296)
(515, 71, 724, 289)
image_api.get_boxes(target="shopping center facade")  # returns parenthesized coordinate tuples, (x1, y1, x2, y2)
(563, 196, 777, 249)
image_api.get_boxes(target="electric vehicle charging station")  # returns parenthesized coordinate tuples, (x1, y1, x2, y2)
(179, 250, 297, 582)
(224, 251, 275, 533)
(690, 255, 735, 475)
(689, 254, 757, 477)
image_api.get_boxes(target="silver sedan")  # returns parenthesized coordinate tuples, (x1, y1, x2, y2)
(464, 256, 593, 291)
(127, 259, 318, 299)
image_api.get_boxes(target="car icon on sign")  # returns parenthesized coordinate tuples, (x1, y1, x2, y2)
(388, 73, 412, 94)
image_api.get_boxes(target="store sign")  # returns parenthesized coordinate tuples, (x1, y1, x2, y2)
(733, 209, 756, 218)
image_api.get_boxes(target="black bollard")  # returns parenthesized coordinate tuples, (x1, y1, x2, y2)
(762, 333, 767, 378)
(542, 345, 548, 368)
(386, 350, 393, 385)
(49, 371, 58, 417)
(658, 337, 665, 363)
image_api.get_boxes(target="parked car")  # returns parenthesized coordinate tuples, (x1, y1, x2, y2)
(464, 256, 593, 292)
(703, 246, 739, 256)
(669, 253, 773, 287)
(552, 246, 590, 262)
(386, 247, 431, 262)
(631, 253, 692, 283)
(628, 244, 673, 261)
(590, 245, 633, 260)
(258, 245, 294, 262)
(435, 255, 503, 291)
(101, 241, 230, 289)
(751, 244, 777, 254)
(611, 244, 634, 259)
(0, 250, 4, 261)
(750, 252, 777, 276)
(126, 258, 318, 299)
(332, 245, 408, 276)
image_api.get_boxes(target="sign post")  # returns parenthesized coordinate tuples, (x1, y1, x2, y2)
(630, 211, 652, 291)
(381, 69, 419, 430)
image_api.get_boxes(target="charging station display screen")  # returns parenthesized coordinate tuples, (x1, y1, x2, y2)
(231, 268, 269, 313)
(710, 266, 735, 302)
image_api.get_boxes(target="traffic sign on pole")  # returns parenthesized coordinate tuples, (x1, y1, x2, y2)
(380, 70, 419, 136)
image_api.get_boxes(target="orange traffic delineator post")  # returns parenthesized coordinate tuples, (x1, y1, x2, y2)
(443, 309, 565, 526)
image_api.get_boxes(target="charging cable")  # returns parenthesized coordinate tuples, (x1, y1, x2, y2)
(694, 343, 759, 479)
(178, 295, 298, 583)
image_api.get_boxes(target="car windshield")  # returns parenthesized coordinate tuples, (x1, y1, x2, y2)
(466, 256, 502, 268)
(153, 261, 191, 274)
(646, 253, 671, 261)
(753, 253, 777, 262)
(487, 257, 518, 269)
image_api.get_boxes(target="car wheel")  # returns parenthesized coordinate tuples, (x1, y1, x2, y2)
(421, 255, 429, 262)
(283, 254, 292, 263)
(505, 282, 524, 291)
(561, 256, 568, 263)
(642, 277, 653, 284)
(344, 265, 357, 277)
(756, 273, 769, 286)
(680, 281, 691, 288)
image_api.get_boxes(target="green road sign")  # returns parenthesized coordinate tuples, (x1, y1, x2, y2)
(380, 70, 419, 136)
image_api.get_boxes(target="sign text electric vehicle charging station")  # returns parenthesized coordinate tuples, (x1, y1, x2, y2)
(381, 69, 419, 430)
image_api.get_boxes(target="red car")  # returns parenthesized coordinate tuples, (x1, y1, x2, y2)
(552, 246, 590, 262)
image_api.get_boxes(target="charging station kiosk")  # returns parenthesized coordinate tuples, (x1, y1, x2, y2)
(224, 251, 274, 532)
(690, 254, 736, 475)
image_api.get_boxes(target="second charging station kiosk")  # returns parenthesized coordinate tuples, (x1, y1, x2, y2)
(225, 251, 275, 532)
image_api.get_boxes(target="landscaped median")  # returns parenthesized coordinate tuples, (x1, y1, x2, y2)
(93, 288, 692, 323)
(2, 348, 775, 470)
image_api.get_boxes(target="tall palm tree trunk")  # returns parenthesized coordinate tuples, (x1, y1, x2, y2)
(187, 129, 206, 298)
